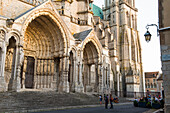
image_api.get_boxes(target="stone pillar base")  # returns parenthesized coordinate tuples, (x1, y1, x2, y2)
(58, 81, 69, 93)
(51, 81, 58, 91)
(0, 76, 6, 92)
(75, 83, 84, 93)
(94, 85, 99, 93)
(8, 77, 21, 92)
(70, 82, 76, 92)
(86, 85, 93, 92)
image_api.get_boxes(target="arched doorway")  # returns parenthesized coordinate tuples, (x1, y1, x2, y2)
(83, 41, 99, 93)
(21, 15, 66, 90)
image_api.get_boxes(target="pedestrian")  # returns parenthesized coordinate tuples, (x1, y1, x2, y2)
(113, 96, 119, 103)
(146, 90, 150, 97)
(110, 94, 113, 109)
(104, 94, 109, 109)
(99, 95, 103, 104)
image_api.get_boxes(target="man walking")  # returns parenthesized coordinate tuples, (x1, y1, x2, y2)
(104, 94, 109, 109)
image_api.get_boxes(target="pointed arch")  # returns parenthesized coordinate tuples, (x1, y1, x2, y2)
(18, 7, 71, 57)
(81, 36, 102, 63)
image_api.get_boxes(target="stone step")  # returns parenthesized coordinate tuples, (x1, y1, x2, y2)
(0, 91, 130, 112)
(0, 91, 100, 112)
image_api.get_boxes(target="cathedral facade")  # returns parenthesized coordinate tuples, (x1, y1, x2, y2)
(0, 0, 144, 95)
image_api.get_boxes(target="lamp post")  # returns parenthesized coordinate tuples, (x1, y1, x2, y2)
(144, 24, 159, 42)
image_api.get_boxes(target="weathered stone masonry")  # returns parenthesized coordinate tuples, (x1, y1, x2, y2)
(0, 0, 144, 95)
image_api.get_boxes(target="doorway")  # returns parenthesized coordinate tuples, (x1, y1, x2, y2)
(25, 56, 35, 88)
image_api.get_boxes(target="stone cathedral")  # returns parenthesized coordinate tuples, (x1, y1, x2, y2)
(0, 0, 144, 95)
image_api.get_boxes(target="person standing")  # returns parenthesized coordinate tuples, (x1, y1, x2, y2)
(146, 90, 150, 97)
(99, 95, 103, 104)
(104, 94, 109, 109)
(110, 94, 113, 109)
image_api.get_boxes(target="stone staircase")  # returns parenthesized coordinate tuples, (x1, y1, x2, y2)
(0, 91, 130, 112)
(0, 91, 99, 112)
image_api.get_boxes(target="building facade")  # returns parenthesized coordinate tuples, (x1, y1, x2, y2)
(159, 0, 170, 112)
(103, 0, 144, 93)
(0, 0, 144, 95)
(145, 72, 159, 92)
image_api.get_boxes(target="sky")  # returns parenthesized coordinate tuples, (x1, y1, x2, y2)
(93, 0, 162, 73)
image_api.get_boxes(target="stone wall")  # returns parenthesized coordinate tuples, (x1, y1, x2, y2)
(159, 0, 170, 112)
(0, 0, 33, 18)
(0, 48, 2, 74)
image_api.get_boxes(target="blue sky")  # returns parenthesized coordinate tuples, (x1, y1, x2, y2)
(93, 0, 162, 73)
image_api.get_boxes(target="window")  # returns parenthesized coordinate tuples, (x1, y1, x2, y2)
(61, 6, 64, 15)
(154, 83, 157, 88)
(148, 83, 150, 88)
(126, 12, 131, 26)
(151, 83, 153, 88)
(78, 18, 80, 24)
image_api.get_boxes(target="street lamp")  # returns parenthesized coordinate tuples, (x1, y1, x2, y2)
(144, 24, 159, 42)
(144, 30, 152, 42)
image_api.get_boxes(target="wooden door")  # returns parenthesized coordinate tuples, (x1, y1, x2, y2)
(25, 56, 35, 88)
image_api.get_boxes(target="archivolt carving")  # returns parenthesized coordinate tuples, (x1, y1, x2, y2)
(21, 8, 69, 55)
(24, 34, 37, 57)
(82, 36, 102, 63)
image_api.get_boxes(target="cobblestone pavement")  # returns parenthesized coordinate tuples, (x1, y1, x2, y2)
(32, 103, 157, 113)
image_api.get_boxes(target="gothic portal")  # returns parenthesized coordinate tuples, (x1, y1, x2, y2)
(0, 0, 144, 95)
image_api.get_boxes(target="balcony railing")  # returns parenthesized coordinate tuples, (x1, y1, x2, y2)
(70, 16, 88, 25)
(58, 9, 88, 25)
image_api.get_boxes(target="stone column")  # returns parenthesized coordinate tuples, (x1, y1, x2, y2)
(106, 67, 108, 89)
(15, 46, 24, 91)
(103, 67, 106, 93)
(0, 44, 7, 91)
(8, 46, 18, 91)
(82, 64, 87, 92)
(34, 58, 37, 89)
(117, 71, 120, 97)
(69, 55, 74, 92)
(0, 48, 2, 75)
(88, 64, 91, 85)
(78, 61, 84, 92)
(58, 56, 69, 92)
(21, 57, 27, 89)
(9, 45, 23, 91)
(71, 57, 77, 92)
(99, 65, 104, 94)
(94, 62, 99, 92)
(107, 64, 111, 93)
(52, 58, 60, 91)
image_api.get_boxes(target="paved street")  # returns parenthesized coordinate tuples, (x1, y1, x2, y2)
(32, 103, 155, 113)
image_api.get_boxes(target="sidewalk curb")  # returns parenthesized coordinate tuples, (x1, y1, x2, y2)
(11, 102, 133, 113)
(153, 108, 164, 113)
